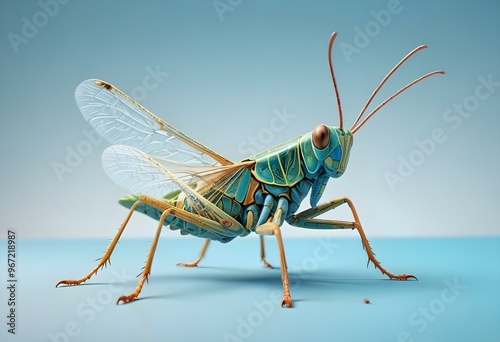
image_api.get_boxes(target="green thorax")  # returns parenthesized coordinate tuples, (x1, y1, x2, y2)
(247, 126, 353, 188)
(249, 137, 303, 187)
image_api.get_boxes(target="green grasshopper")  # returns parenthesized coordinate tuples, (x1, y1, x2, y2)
(57, 32, 444, 307)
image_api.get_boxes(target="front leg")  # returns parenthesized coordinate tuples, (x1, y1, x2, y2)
(286, 197, 416, 281)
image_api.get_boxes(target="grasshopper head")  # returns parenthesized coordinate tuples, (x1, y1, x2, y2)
(300, 125, 353, 178)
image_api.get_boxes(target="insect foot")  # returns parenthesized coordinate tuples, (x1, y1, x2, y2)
(56, 279, 85, 287)
(262, 260, 273, 269)
(281, 296, 293, 308)
(389, 274, 418, 281)
(116, 275, 148, 304)
(116, 293, 138, 305)
(56, 277, 90, 287)
(176, 261, 199, 267)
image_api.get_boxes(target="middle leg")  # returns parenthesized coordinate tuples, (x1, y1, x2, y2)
(177, 205, 273, 268)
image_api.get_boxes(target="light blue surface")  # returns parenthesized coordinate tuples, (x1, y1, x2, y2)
(1, 237, 498, 341)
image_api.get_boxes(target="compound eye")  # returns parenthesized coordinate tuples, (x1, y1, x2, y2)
(312, 124, 330, 150)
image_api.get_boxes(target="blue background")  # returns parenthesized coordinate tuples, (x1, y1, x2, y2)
(0, 0, 499, 341)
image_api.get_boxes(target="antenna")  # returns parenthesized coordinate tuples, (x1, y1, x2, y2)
(328, 32, 343, 129)
(351, 70, 445, 133)
(348, 44, 444, 133)
(350, 45, 428, 130)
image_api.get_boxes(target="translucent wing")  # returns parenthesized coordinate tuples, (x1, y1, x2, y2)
(103, 145, 252, 227)
(102, 145, 180, 199)
(75, 79, 233, 167)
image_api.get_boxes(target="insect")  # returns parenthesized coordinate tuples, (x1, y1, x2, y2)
(56, 32, 444, 307)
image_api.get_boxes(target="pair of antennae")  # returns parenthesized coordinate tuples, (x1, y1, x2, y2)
(327, 32, 445, 133)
